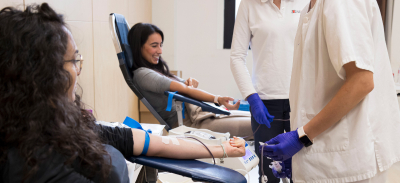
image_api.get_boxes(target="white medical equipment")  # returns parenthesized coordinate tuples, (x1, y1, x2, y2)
(168, 125, 259, 176)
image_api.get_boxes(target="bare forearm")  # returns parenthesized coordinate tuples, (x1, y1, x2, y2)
(184, 88, 215, 103)
(132, 129, 223, 159)
(147, 136, 224, 159)
(170, 81, 215, 102)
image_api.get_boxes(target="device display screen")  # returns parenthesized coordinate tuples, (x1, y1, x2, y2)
(242, 149, 253, 160)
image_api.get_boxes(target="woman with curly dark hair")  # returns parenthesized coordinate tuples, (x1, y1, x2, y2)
(0, 3, 246, 183)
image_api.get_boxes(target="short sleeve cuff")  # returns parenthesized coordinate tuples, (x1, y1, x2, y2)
(336, 57, 374, 80)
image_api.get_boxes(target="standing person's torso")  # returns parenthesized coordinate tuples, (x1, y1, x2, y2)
(244, 0, 309, 99)
(290, 0, 400, 182)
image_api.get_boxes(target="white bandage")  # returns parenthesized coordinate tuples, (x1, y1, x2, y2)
(162, 136, 170, 144)
(162, 136, 180, 145)
(170, 137, 180, 145)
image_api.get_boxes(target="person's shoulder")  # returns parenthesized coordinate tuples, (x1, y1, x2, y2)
(134, 67, 154, 74)
(322, 0, 374, 13)
(134, 67, 157, 77)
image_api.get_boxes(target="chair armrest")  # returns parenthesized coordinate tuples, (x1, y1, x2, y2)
(127, 156, 247, 183)
(164, 91, 231, 115)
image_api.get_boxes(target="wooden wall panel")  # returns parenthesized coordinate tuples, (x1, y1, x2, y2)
(0, 0, 24, 9)
(93, 21, 138, 122)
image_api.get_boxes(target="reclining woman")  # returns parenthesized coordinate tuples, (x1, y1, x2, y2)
(0, 4, 246, 183)
(128, 23, 252, 138)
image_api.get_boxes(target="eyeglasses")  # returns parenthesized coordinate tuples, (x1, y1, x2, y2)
(65, 54, 83, 75)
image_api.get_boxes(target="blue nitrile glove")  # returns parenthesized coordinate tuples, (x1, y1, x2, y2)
(260, 130, 304, 161)
(247, 93, 274, 128)
(271, 158, 292, 179)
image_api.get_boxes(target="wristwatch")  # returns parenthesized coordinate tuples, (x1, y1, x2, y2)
(297, 126, 313, 147)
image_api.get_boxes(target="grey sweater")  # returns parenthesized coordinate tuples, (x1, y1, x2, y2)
(133, 68, 185, 127)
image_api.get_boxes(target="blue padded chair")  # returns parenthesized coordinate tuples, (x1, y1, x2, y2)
(109, 13, 247, 183)
(109, 13, 230, 131)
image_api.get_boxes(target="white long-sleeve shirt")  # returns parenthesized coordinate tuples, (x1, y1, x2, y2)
(230, 0, 309, 100)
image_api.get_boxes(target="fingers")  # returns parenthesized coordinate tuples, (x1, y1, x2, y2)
(192, 79, 199, 88)
(188, 78, 193, 87)
(232, 101, 240, 110)
(261, 116, 271, 128)
(263, 106, 275, 119)
(221, 97, 238, 110)
(266, 138, 279, 146)
(229, 136, 245, 148)
(254, 114, 269, 126)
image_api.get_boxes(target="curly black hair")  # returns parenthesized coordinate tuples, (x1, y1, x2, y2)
(0, 3, 111, 181)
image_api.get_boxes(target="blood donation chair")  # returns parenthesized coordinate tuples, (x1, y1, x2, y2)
(109, 13, 247, 183)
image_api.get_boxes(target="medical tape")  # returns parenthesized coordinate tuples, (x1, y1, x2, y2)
(123, 116, 152, 155)
(162, 136, 170, 144)
(170, 137, 180, 145)
(161, 136, 180, 145)
(165, 91, 185, 119)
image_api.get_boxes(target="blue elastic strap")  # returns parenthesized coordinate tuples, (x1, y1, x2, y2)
(142, 132, 150, 155)
(123, 116, 151, 155)
(166, 91, 178, 111)
(166, 91, 185, 119)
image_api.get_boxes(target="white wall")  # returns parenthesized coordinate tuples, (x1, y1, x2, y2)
(390, 0, 400, 74)
(153, 0, 253, 99)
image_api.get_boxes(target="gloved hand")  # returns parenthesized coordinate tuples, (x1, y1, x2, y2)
(247, 93, 274, 128)
(260, 130, 304, 161)
(271, 158, 292, 179)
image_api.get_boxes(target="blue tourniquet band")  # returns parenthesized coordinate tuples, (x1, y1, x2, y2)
(123, 116, 151, 155)
(166, 91, 178, 111)
(142, 132, 150, 155)
(166, 91, 185, 119)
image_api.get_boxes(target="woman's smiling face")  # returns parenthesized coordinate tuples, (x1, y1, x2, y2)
(141, 32, 163, 65)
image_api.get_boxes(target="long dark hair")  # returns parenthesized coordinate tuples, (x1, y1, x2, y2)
(0, 3, 111, 181)
(127, 23, 176, 78)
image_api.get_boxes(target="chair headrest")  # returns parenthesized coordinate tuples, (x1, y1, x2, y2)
(113, 13, 134, 78)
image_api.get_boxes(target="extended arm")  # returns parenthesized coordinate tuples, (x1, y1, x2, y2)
(229, 0, 274, 126)
(132, 129, 246, 159)
(169, 80, 240, 110)
(230, 0, 256, 99)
